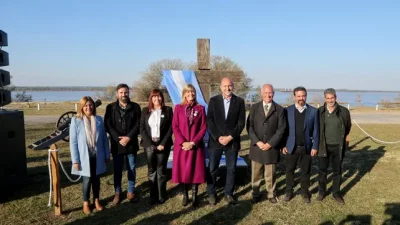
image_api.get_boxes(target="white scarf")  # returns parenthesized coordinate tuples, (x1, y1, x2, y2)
(83, 115, 97, 156)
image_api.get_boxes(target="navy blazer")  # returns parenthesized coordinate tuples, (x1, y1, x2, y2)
(285, 104, 319, 154)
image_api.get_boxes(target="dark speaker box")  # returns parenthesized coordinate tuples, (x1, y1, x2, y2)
(0, 111, 27, 193)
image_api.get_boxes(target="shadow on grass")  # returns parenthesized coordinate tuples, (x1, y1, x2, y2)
(273, 137, 385, 198)
(1, 149, 149, 204)
(384, 203, 400, 225)
(320, 214, 372, 225)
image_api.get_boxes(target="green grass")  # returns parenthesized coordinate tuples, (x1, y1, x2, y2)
(1, 123, 400, 224)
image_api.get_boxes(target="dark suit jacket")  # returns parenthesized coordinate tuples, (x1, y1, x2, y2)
(140, 106, 173, 149)
(248, 101, 287, 164)
(285, 104, 319, 154)
(207, 94, 245, 151)
(104, 100, 141, 155)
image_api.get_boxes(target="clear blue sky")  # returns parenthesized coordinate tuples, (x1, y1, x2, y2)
(2, 0, 399, 90)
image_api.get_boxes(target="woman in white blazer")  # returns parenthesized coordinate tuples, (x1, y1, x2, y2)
(70, 96, 110, 214)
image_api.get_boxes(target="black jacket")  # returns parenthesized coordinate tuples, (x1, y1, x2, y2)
(104, 100, 141, 155)
(248, 101, 287, 164)
(318, 103, 351, 159)
(206, 94, 245, 151)
(140, 106, 173, 149)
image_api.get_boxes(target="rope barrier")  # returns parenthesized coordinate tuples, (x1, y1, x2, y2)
(47, 148, 81, 207)
(352, 119, 400, 144)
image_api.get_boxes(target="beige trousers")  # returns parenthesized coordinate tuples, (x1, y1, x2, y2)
(251, 161, 276, 198)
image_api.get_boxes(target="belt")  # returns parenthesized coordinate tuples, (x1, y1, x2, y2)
(296, 145, 305, 148)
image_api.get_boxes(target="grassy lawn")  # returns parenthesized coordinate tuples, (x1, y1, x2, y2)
(1, 123, 400, 225)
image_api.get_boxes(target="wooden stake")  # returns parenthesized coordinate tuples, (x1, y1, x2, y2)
(50, 144, 62, 215)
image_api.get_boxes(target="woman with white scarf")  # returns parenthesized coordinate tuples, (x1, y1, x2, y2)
(70, 96, 110, 214)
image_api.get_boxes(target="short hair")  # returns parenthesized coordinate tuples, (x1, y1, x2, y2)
(116, 83, 129, 92)
(324, 88, 337, 97)
(147, 89, 166, 112)
(293, 86, 307, 96)
(180, 84, 198, 105)
(76, 96, 96, 119)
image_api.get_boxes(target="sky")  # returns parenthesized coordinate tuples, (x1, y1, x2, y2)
(1, 0, 399, 91)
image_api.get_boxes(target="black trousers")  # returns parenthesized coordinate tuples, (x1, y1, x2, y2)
(318, 144, 342, 195)
(285, 146, 312, 195)
(82, 157, 100, 202)
(206, 145, 238, 196)
(144, 144, 170, 200)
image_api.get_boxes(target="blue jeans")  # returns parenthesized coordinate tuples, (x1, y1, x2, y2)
(206, 146, 238, 196)
(112, 153, 136, 194)
(82, 157, 100, 201)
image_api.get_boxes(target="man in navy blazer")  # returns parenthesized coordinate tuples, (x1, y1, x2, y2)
(282, 86, 319, 203)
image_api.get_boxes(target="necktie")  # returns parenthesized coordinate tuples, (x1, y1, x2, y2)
(264, 104, 269, 116)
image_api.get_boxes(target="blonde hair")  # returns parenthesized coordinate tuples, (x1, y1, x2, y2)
(180, 84, 198, 105)
(76, 96, 96, 118)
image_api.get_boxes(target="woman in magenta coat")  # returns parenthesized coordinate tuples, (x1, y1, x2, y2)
(172, 84, 207, 207)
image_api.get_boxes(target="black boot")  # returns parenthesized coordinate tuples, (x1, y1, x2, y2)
(182, 184, 189, 206)
(192, 184, 199, 207)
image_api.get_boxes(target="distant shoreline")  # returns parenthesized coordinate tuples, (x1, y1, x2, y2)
(11, 86, 400, 93)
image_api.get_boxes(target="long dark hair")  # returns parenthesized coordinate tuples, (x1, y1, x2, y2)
(147, 89, 166, 113)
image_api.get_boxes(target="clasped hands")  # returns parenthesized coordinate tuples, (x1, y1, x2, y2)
(182, 142, 195, 151)
(118, 136, 130, 146)
(256, 141, 272, 151)
(218, 135, 233, 146)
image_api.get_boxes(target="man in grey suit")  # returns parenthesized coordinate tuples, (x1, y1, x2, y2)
(248, 84, 287, 204)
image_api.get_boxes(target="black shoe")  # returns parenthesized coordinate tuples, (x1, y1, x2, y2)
(158, 198, 166, 204)
(224, 195, 237, 205)
(251, 196, 261, 204)
(282, 192, 293, 202)
(302, 193, 311, 204)
(316, 193, 325, 201)
(148, 198, 158, 205)
(268, 197, 278, 204)
(208, 194, 217, 205)
(332, 194, 345, 205)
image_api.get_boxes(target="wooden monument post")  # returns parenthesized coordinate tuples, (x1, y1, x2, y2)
(195, 39, 244, 102)
(50, 144, 62, 215)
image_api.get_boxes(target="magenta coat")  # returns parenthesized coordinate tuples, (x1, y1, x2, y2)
(172, 103, 207, 184)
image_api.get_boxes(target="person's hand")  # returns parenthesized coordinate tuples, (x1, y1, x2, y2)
(119, 136, 131, 146)
(157, 145, 165, 151)
(73, 163, 80, 171)
(182, 142, 192, 151)
(256, 141, 264, 149)
(219, 136, 232, 146)
(311, 149, 318, 157)
(282, 147, 288, 155)
(218, 136, 225, 145)
(261, 143, 272, 151)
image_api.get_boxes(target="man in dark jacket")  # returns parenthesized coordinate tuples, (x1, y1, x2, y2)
(248, 84, 286, 204)
(104, 83, 141, 205)
(206, 77, 246, 205)
(317, 88, 351, 205)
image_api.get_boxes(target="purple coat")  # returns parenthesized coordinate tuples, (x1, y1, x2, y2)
(172, 103, 207, 184)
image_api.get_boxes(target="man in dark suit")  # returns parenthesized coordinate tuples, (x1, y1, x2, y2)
(282, 86, 319, 203)
(248, 84, 286, 204)
(316, 88, 351, 205)
(206, 77, 246, 205)
(104, 83, 141, 205)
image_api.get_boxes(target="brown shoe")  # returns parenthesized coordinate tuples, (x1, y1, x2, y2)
(83, 202, 91, 215)
(94, 199, 104, 211)
(112, 194, 120, 205)
(127, 192, 135, 202)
